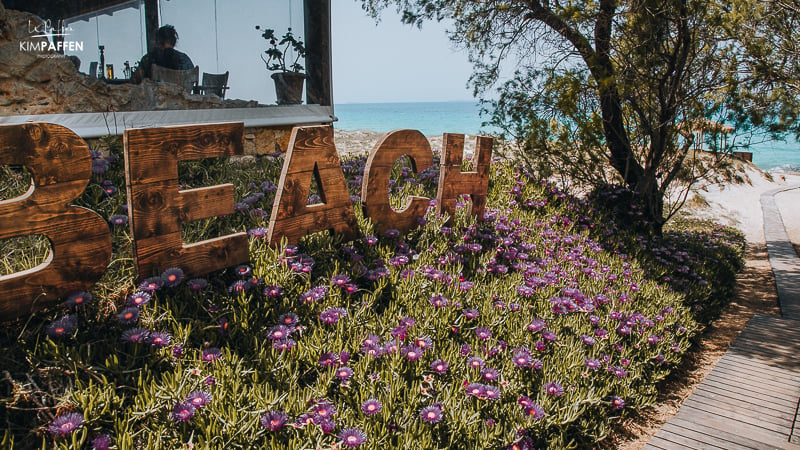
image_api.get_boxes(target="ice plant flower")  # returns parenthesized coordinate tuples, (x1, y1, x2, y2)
(475, 327, 492, 340)
(121, 327, 150, 344)
(186, 391, 212, 408)
(261, 411, 288, 431)
(148, 331, 172, 347)
(126, 291, 151, 307)
(187, 278, 208, 291)
(116, 307, 140, 324)
(161, 267, 184, 287)
(202, 347, 222, 362)
(610, 396, 626, 409)
(91, 434, 111, 450)
(139, 276, 162, 292)
(46, 315, 78, 338)
(64, 291, 91, 308)
(49, 412, 84, 436)
(420, 405, 443, 424)
(336, 366, 354, 380)
(544, 381, 564, 396)
(172, 401, 195, 422)
(430, 359, 449, 375)
(361, 398, 382, 416)
(339, 427, 367, 447)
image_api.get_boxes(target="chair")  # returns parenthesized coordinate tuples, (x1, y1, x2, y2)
(151, 64, 199, 94)
(197, 71, 230, 99)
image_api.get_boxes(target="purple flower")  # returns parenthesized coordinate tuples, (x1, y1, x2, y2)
(385, 228, 400, 238)
(610, 395, 626, 409)
(126, 291, 151, 307)
(234, 264, 252, 278)
(91, 434, 111, 450)
(484, 385, 502, 400)
(525, 403, 545, 420)
(415, 335, 433, 350)
(401, 345, 423, 361)
(161, 267, 184, 287)
(117, 307, 140, 324)
(267, 325, 293, 340)
(466, 356, 485, 370)
(301, 286, 328, 303)
(608, 366, 628, 378)
(64, 291, 92, 308)
(363, 235, 378, 245)
(264, 285, 284, 298)
(389, 255, 409, 266)
(400, 316, 417, 328)
(49, 412, 84, 436)
(261, 410, 288, 431)
(46, 315, 78, 338)
(187, 278, 208, 291)
(339, 427, 367, 447)
(580, 334, 596, 346)
(429, 294, 449, 307)
(139, 276, 163, 293)
(121, 327, 150, 344)
(475, 326, 493, 340)
(313, 400, 336, 419)
(460, 344, 472, 356)
(481, 367, 500, 382)
(277, 312, 299, 326)
(272, 338, 296, 351)
(527, 318, 547, 332)
(147, 331, 172, 347)
(172, 401, 195, 422)
(465, 383, 487, 398)
(430, 359, 449, 375)
(202, 347, 222, 362)
(541, 330, 558, 341)
(319, 352, 340, 367)
(420, 404, 443, 424)
(585, 358, 602, 370)
(544, 381, 564, 396)
(186, 391, 212, 408)
(462, 308, 480, 319)
(331, 274, 351, 286)
(361, 398, 382, 416)
(108, 214, 128, 226)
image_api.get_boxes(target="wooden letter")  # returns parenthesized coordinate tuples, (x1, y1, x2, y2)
(0, 123, 112, 320)
(124, 122, 248, 280)
(267, 125, 357, 245)
(436, 134, 493, 224)
(361, 129, 434, 236)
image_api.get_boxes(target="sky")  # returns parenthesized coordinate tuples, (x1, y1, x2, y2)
(62, 0, 476, 104)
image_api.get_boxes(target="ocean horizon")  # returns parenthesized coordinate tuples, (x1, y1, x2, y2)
(333, 101, 800, 172)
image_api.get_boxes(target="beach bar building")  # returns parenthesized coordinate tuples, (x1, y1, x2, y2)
(0, 0, 334, 154)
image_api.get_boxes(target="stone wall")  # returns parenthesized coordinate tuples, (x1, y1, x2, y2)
(0, 2, 259, 115)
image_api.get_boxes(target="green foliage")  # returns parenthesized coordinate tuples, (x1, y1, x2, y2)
(0, 143, 746, 449)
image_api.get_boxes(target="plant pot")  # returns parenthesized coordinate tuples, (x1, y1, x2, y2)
(271, 72, 305, 105)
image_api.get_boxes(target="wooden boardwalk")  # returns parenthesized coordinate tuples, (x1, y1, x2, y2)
(645, 186, 800, 450)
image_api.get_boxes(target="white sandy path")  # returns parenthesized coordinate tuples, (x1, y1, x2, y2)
(688, 168, 800, 245)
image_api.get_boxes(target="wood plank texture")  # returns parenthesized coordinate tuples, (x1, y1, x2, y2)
(361, 129, 434, 236)
(267, 125, 358, 245)
(124, 122, 248, 280)
(645, 315, 800, 450)
(0, 123, 112, 320)
(436, 133, 493, 225)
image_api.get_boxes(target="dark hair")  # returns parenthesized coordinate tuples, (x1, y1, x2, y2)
(156, 25, 178, 46)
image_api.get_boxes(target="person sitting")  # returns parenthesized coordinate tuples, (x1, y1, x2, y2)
(131, 25, 194, 84)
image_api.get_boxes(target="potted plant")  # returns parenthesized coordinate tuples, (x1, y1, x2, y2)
(256, 26, 306, 105)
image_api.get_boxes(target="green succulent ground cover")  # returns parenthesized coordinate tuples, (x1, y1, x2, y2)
(0, 137, 744, 449)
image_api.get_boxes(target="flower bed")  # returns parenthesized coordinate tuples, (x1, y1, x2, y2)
(0, 137, 744, 449)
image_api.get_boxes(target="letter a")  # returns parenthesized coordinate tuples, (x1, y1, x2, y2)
(268, 125, 358, 245)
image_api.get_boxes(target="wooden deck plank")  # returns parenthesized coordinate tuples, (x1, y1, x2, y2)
(675, 407, 797, 449)
(714, 354, 800, 383)
(659, 421, 765, 450)
(670, 416, 787, 450)
(689, 389, 795, 423)
(704, 364, 800, 393)
(699, 376, 800, 406)
(648, 433, 724, 450)
(694, 382, 799, 411)
(683, 394, 795, 430)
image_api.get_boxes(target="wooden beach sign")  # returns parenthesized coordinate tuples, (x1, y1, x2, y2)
(0, 122, 492, 320)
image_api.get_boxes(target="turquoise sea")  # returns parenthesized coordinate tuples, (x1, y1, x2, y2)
(333, 101, 800, 171)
